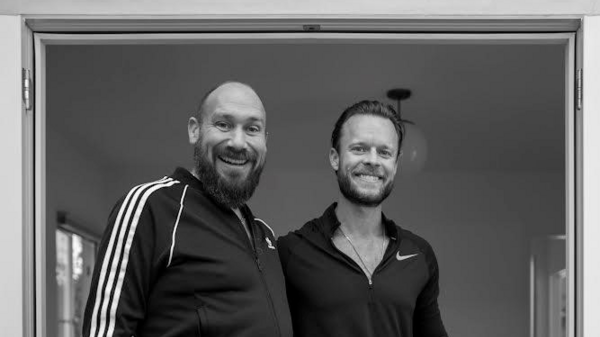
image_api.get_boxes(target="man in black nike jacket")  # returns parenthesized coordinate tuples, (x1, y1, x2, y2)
(278, 100, 448, 337)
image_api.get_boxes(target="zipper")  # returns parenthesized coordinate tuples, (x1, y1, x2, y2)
(330, 238, 376, 287)
(254, 255, 282, 337)
(240, 214, 281, 337)
(329, 235, 395, 288)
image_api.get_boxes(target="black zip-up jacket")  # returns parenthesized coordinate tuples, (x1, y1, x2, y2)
(278, 203, 448, 337)
(83, 168, 293, 337)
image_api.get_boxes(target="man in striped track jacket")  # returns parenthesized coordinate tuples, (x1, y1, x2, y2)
(82, 82, 293, 337)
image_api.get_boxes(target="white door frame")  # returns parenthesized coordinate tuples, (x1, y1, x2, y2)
(17, 16, 590, 337)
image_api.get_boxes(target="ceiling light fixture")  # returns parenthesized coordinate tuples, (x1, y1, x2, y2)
(386, 88, 428, 175)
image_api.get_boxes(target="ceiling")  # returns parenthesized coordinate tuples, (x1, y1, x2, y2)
(46, 41, 566, 174)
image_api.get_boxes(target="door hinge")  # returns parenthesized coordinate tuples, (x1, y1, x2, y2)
(22, 68, 32, 111)
(576, 68, 582, 111)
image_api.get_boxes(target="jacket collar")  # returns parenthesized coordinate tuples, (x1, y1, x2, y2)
(318, 202, 400, 242)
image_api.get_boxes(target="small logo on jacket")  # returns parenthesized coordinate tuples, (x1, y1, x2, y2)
(396, 252, 418, 261)
(265, 237, 276, 249)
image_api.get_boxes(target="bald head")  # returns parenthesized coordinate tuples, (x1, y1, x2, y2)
(196, 81, 266, 125)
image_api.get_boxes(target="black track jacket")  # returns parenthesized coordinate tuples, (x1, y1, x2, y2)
(82, 168, 293, 337)
(278, 203, 447, 337)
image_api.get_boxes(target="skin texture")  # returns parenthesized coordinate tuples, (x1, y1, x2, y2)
(187, 82, 267, 208)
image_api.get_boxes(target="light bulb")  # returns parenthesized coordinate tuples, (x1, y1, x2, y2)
(399, 123, 427, 175)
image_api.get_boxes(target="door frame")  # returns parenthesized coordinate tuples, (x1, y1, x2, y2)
(23, 17, 583, 337)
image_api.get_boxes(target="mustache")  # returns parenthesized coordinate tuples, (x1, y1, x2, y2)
(216, 147, 256, 162)
(353, 166, 384, 177)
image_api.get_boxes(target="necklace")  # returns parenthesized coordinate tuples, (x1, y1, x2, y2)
(338, 226, 387, 283)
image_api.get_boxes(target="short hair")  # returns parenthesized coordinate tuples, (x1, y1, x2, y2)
(331, 100, 405, 157)
(194, 80, 254, 121)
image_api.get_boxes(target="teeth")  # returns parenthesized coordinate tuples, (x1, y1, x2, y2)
(220, 156, 248, 166)
(357, 174, 379, 182)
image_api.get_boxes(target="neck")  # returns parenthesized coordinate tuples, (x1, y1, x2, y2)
(335, 196, 383, 238)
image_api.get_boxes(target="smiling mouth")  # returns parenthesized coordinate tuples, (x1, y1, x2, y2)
(218, 156, 249, 166)
(354, 173, 382, 182)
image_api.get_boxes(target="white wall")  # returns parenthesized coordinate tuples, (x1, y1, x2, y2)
(0, 14, 23, 337)
(46, 126, 109, 337)
(1, 0, 600, 15)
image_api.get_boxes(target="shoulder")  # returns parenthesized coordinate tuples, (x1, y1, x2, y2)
(277, 219, 319, 252)
(397, 226, 438, 260)
(112, 176, 184, 214)
(254, 217, 277, 239)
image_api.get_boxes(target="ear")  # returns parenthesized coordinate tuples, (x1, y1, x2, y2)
(329, 147, 340, 171)
(188, 117, 200, 145)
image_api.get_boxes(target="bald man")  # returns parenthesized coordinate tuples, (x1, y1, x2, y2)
(82, 82, 293, 337)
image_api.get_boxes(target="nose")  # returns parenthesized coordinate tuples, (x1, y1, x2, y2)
(227, 126, 247, 150)
(363, 148, 380, 166)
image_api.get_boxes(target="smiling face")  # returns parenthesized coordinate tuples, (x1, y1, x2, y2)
(188, 82, 267, 208)
(330, 114, 399, 207)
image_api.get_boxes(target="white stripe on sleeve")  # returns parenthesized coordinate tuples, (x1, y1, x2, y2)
(167, 184, 189, 268)
(88, 177, 176, 337)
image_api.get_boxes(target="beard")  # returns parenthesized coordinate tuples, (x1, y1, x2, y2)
(337, 166, 394, 207)
(193, 140, 264, 209)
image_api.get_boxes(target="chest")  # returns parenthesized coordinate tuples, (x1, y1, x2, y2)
(286, 240, 429, 311)
(151, 199, 280, 293)
(331, 235, 387, 277)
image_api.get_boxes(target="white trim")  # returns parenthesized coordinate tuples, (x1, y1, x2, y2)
(167, 184, 189, 268)
(582, 15, 600, 337)
(33, 29, 47, 337)
(21, 17, 35, 337)
(107, 179, 179, 337)
(29, 26, 583, 337)
(34, 32, 575, 46)
(255, 218, 276, 238)
(0, 14, 24, 337)
(563, 34, 577, 337)
(24, 16, 581, 33)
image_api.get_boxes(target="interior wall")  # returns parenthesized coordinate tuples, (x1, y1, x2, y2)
(46, 126, 109, 337)
(104, 166, 564, 337)
(45, 40, 566, 337)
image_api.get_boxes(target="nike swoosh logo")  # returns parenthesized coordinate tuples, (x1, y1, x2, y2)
(396, 252, 418, 261)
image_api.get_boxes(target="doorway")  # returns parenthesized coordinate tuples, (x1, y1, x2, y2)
(33, 31, 577, 337)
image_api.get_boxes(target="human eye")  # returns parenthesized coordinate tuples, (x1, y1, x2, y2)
(214, 121, 231, 131)
(378, 149, 393, 158)
(351, 146, 367, 153)
(247, 125, 262, 134)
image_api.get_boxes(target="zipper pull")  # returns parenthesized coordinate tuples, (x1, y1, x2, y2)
(256, 257, 263, 272)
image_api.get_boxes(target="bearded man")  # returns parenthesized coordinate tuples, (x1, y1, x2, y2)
(82, 81, 292, 337)
(278, 100, 448, 337)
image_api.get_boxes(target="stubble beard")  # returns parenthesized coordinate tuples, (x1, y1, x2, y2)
(336, 166, 394, 207)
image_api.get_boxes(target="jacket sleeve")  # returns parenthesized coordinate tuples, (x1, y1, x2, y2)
(413, 244, 448, 337)
(82, 189, 161, 337)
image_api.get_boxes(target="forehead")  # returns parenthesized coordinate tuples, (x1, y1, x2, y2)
(341, 114, 399, 147)
(203, 84, 266, 122)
